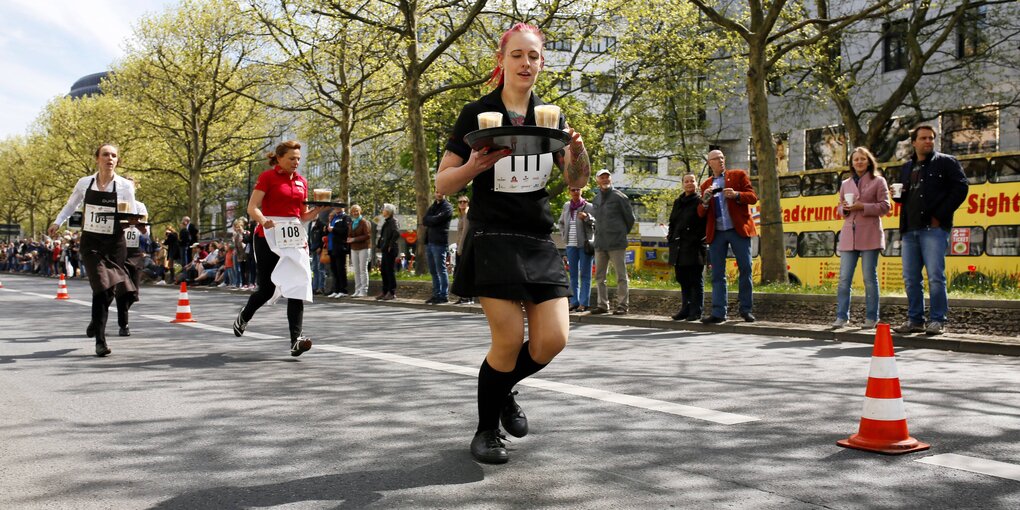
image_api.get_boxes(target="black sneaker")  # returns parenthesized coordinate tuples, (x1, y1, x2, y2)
(702, 315, 726, 324)
(86, 321, 96, 338)
(500, 390, 529, 438)
(233, 308, 247, 337)
(95, 340, 111, 357)
(470, 429, 509, 464)
(434, 297, 449, 304)
(119, 326, 131, 337)
(290, 337, 313, 357)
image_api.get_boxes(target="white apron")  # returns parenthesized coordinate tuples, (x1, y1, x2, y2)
(262, 216, 313, 304)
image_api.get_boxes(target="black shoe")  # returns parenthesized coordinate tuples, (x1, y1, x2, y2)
(702, 315, 726, 324)
(613, 307, 628, 316)
(86, 321, 96, 338)
(588, 307, 609, 315)
(233, 308, 247, 337)
(569, 304, 579, 312)
(741, 312, 756, 323)
(455, 297, 468, 304)
(671, 308, 689, 321)
(95, 340, 111, 357)
(470, 429, 509, 464)
(290, 337, 312, 357)
(425, 297, 437, 304)
(686, 313, 702, 322)
(500, 390, 529, 438)
(434, 297, 449, 304)
(119, 326, 130, 337)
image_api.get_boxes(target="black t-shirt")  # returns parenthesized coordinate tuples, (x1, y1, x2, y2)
(445, 86, 566, 235)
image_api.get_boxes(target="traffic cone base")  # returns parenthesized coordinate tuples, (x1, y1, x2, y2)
(836, 323, 929, 455)
(170, 282, 197, 323)
(55, 275, 70, 300)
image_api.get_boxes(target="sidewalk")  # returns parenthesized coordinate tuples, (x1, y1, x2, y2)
(348, 293, 1020, 357)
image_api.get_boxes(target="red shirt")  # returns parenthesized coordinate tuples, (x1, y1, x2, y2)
(254, 166, 308, 236)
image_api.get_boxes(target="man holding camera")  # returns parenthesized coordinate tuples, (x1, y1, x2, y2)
(698, 149, 758, 324)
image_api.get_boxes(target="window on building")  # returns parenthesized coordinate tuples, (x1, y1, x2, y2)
(624, 156, 658, 174)
(582, 36, 616, 53)
(545, 39, 572, 52)
(604, 155, 615, 174)
(942, 106, 999, 155)
(985, 226, 1020, 256)
(957, 5, 988, 59)
(882, 19, 908, 72)
(798, 231, 836, 257)
(581, 73, 616, 94)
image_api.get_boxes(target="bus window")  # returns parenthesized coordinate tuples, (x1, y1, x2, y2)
(883, 165, 902, 184)
(727, 237, 760, 258)
(989, 155, 1020, 183)
(946, 226, 985, 256)
(961, 158, 988, 185)
(797, 231, 836, 257)
(985, 225, 1020, 256)
(784, 232, 797, 258)
(802, 172, 839, 197)
(779, 176, 801, 198)
(883, 229, 902, 257)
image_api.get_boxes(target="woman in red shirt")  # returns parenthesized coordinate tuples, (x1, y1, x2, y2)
(232, 140, 325, 356)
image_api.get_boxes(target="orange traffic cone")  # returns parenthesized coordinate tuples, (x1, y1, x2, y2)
(55, 274, 70, 300)
(837, 323, 930, 455)
(170, 282, 197, 323)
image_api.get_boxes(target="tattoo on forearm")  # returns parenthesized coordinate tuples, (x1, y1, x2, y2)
(567, 146, 590, 186)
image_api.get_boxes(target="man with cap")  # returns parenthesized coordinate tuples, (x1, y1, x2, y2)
(590, 169, 635, 315)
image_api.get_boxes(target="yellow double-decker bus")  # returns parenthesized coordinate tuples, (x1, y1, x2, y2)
(744, 151, 1020, 289)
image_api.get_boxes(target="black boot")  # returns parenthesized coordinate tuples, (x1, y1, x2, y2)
(671, 307, 689, 321)
(95, 339, 111, 357)
(500, 390, 529, 438)
(470, 429, 509, 464)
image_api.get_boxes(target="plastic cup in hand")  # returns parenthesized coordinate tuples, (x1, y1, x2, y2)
(534, 104, 561, 129)
(891, 183, 904, 198)
(313, 188, 332, 202)
(117, 202, 130, 213)
(477, 112, 503, 130)
(844, 193, 855, 206)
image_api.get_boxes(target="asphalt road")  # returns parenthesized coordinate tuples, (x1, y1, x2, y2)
(1, 274, 1019, 509)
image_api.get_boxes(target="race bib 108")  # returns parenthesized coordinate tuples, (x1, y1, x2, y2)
(274, 221, 307, 249)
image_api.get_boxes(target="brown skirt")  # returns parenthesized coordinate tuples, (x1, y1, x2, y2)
(80, 232, 135, 297)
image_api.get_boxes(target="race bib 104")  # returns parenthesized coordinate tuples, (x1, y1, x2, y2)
(83, 203, 115, 234)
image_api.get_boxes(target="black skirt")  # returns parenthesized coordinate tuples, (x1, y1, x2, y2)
(451, 225, 570, 304)
(80, 232, 135, 297)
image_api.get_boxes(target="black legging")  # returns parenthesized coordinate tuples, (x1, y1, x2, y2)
(380, 248, 397, 295)
(91, 289, 115, 341)
(241, 234, 304, 341)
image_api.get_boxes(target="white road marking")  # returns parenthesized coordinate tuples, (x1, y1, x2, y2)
(315, 344, 759, 425)
(138, 314, 280, 340)
(916, 454, 1020, 481)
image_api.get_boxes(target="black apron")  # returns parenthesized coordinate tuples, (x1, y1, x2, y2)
(79, 178, 135, 297)
(121, 224, 144, 303)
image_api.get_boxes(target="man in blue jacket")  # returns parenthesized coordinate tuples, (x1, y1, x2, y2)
(892, 125, 969, 336)
(423, 192, 454, 304)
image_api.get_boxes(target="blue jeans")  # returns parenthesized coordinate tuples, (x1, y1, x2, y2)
(426, 243, 449, 298)
(708, 230, 752, 318)
(901, 227, 950, 323)
(310, 253, 327, 291)
(835, 249, 880, 322)
(565, 245, 594, 307)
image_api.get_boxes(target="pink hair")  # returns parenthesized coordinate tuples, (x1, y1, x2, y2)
(486, 23, 545, 88)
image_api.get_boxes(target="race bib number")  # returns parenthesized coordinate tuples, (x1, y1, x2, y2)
(493, 153, 553, 193)
(124, 227, 140, 248)
(83, 203, 115, 234)
(274, 222, 307, 249)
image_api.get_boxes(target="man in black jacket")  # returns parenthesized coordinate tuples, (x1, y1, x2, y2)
(179, 216, 198, 265)
(423, 192, 453, 304)
(892, 125, 969, 336)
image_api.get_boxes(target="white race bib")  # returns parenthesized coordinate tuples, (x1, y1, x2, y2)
(124, 227, 140, 248)
(274, 221, 307, 249)
(83, 203, 115, 234)
(493, 154, 553, 193)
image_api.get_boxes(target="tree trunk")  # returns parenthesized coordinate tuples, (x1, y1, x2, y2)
(189, 168, 202, 234)
(746, 41, 788, 284)
(404, 14, 430, 276)
(339, 98, 353, 205)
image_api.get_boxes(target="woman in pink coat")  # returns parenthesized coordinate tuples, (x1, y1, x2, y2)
(833, 147, 891, 329)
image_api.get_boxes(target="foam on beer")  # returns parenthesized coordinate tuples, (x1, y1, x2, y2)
(477, 112, 503, 130)
(313, 188, 332, 202)
(535, 104, 560, 129)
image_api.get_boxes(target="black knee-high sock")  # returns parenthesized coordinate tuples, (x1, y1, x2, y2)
(287, 298, 304, 341)
(476, 358, 515, 433)
(507, 341, 548, 388)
